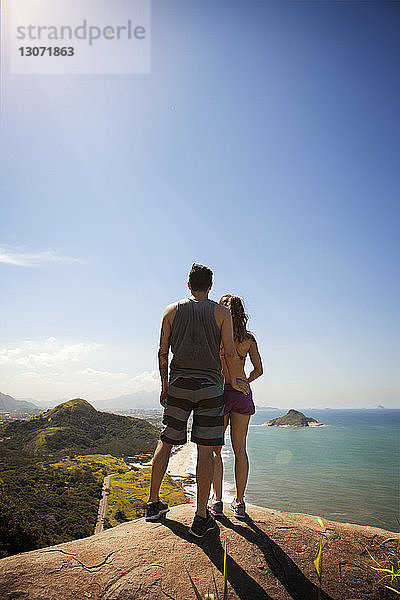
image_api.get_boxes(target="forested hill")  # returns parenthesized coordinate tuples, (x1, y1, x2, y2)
(0, 399, 161, 557)
(0, 398, 159, 457)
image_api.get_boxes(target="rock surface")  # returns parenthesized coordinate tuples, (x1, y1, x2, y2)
(263, 409, 324, 427)
(1, 503, 398, 600)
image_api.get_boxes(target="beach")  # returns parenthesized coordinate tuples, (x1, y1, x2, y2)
(129, 442, 196, 499)
(167, 441, 236, 502)
(167, 441, 196, 477)
(166, 442, 197, 500)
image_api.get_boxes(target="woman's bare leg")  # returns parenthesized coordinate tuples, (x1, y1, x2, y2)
(212, 415, 230, 501)
(230, 412, 251, 503)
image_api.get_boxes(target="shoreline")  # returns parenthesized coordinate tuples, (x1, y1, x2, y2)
(167, 441, 196, 477)
(167, 442, 196, 498)
(166, 442, 236, 503)
(129, 443, 196, 497)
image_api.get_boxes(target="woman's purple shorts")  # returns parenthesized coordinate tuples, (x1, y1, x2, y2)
(223, 383, 255, 416)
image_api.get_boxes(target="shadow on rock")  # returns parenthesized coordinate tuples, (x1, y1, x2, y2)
(218, 514, 334, 600)
(162, 516, 274, 600)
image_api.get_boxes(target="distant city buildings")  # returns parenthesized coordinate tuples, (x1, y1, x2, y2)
(0, 411, 43, 424)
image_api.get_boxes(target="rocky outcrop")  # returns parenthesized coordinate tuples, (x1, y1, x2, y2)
(0, 503, 398, 600)
(263, 409, 324, 427)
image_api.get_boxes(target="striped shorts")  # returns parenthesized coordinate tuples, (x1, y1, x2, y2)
(160, 377, 225, 446)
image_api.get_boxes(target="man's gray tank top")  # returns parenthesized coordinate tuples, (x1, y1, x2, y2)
(169, 297, 222, 387)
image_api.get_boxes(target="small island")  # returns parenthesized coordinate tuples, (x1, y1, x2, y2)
(262, 409, 323, 428)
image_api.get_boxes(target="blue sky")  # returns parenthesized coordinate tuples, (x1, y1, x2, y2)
(0, 0, 399, 407)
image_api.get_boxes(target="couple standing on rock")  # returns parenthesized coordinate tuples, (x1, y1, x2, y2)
(145, 263, 263, 537)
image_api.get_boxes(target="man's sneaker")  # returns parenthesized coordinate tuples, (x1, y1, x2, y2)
(209, 500, 224, 517)
(145, 499, 169, 521)
(189, 511, 217, 537)
(230, 500, 246, 519)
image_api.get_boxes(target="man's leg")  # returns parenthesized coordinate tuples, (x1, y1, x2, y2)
(192, 383, 225, 518)
(196, 444, 214, 517)
(148, 440, 173, 503)
(149, 377, 191, 504)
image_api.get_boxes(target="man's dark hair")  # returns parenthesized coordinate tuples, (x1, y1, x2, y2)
(189, 263, 213, 291)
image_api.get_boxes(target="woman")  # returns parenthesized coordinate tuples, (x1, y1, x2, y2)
(210, 294, 263, 519)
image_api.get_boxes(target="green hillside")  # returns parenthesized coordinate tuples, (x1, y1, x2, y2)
(50, 453, 131, 476)
(0, 399, 162, 557)
(0, 398, 159, 457)
(105, 467, 187, 527)
(0, 458, 103, 556)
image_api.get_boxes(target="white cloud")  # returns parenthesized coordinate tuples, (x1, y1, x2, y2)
(0, 340, 101, 368)
(0, 247, 86, 267)
(1, 337, 398, 407)
(76, 368, 159, 391)
(0, 338, 158, 401)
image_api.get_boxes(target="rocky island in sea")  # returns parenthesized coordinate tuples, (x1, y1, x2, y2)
(262, 408, 323, 427)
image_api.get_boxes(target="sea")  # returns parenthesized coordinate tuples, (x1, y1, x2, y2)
(186, 409, 399, 532)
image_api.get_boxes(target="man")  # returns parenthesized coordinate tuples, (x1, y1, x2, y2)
(145, 263, 250, 537)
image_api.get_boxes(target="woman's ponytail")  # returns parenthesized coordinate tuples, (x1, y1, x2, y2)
(220, 294, 249, 343)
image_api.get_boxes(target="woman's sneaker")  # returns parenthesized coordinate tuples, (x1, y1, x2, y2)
(209, 500, 224, 517)
(230, 500, 246, 519)
(145, 499, 170, 521)
(189, 510, 217, 537)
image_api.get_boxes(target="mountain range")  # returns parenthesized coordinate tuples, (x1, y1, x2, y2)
(0, 392, 42, 413)
(91, 391, 159, 410)
(0, 390, 160, 412)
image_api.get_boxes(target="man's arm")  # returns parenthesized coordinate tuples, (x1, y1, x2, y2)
(218, 306, 250, 395)
(158, 304, 175, 406)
